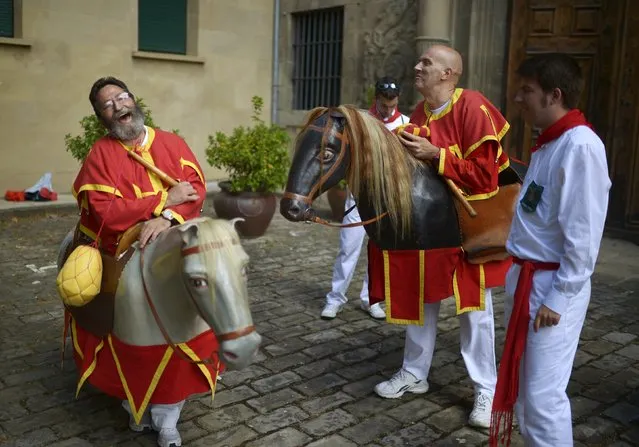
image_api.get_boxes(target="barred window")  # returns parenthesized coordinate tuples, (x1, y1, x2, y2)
(292, 7, 344, 110)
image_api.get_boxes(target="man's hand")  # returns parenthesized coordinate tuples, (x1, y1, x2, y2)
(533, 304, 561, 332)
(166, 181, 200, 207)
(399, 131, 441, 161)
(139, 217, 171, 248)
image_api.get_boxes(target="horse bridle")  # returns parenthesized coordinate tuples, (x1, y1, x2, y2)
(139, 241, 255, 365)
(282, 113, 388, 228)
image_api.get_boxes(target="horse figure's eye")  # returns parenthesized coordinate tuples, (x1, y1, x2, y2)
(320, 149, 335, 162)
(190, 277, 208, 289)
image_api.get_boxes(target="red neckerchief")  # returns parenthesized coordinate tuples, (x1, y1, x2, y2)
(531, 109, 593, 153)
(368, 103, 402, 124)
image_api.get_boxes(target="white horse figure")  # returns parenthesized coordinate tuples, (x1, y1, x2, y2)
(58, 216, 261, 370)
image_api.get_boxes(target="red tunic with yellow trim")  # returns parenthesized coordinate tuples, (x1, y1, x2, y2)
(69, 127, 221, 419)
(400, 88, 510, 197)
(368, 89, 513, 324)
(73, 127, 207, 255)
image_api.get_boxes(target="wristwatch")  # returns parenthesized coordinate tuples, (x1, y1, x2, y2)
(161, 209, 178, 225)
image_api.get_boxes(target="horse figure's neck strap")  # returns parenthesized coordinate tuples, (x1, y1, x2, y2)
(139, 246, 217, 365)
(282, 192, 313, 204)
(139, 244, 256, 365)
(311, 212, 388, 228)
(281, 191, 388, 228)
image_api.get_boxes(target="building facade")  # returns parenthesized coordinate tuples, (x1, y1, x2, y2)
(0, 0, 275, 193)
(275, 0, 639, 242)
(2, 0, 637, 241)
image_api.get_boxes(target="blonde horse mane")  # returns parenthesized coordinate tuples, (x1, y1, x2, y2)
(300, 105, 418, 237)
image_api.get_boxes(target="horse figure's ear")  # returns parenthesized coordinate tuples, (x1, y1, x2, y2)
(329, 110, 344, 120)
(177, 221, 199, 245)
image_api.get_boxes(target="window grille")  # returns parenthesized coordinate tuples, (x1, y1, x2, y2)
(292, 7, 344, 110)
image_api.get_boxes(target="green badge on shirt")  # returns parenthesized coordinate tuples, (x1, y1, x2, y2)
(520, 181, 544, 213)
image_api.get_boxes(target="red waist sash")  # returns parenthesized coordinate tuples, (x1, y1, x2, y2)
(490, 257, 560, 446)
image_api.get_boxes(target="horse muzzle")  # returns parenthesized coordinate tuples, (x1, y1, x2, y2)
(219, 329, 262, 370)
(280, 194, 314, 222)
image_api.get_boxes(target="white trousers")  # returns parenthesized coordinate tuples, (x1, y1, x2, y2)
(326, 193, 369, 306)
(123, 400, 185, 429)
(402, 289, 497, 396)
(505, 265, 590, 447)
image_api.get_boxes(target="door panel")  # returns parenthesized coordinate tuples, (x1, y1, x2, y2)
(504, 0, 639, 237)
(504, 0, 604, 162)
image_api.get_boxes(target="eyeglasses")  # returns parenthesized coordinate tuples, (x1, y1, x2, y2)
(101, 92, 132, 111)
(377, 82, 398, 90)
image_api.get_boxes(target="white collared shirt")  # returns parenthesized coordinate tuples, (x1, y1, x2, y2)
(141, 125, 149, 146)
(506, 125, 612, 315)
(383, 113, 409, 131)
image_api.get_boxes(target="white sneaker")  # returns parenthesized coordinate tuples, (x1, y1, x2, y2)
(468, 393, 493, 428)
(374, 369, 429, 399)
(321, 303, 343, 319)
(158, 427, 182, 447)
(361, 302, 386, 319)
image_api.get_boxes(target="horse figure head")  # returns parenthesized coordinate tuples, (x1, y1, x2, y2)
(280, 105, 419, 241)
(280, 105, 463, 250)
(173, 217, 261, 369)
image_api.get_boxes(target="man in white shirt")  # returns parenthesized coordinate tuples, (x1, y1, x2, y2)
(321, 77, 409, 320)
(490, 53, 611, 447)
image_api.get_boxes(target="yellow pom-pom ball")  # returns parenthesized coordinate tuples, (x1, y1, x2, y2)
(56, 245, 103, 307)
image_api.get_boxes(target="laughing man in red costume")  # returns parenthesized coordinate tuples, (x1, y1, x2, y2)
(71, 77, 215, 447)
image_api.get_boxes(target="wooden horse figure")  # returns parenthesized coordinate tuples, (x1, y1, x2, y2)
(280, 105, 527, 323)
(57, 217, 261, 427)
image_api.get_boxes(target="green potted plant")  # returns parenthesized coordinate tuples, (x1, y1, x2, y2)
(64, 98, 179, 163)
(205, 95, 290, 237)
(327, 180, 348, 222)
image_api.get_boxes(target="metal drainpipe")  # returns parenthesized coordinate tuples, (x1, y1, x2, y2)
(271, 0, 281, 125)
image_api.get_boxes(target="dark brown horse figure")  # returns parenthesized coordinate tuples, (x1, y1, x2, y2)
(280, 105, 526, 253)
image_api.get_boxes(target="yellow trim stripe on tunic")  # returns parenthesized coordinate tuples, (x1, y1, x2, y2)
(180, 158, 205, 186)
(453, 264, 486, 314)
(107, 335, 173, 425)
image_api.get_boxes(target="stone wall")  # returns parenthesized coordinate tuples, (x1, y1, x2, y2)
(359, 0, 419, 114)
(277, 0, 419, 137)
(276, 0, 511, 142)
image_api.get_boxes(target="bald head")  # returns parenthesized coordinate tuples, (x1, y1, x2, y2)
(428, 45, 463, 80)
(414, 45, 464, 106)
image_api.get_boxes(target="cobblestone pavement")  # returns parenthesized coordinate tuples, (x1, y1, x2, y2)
(0, 199, 638, 447)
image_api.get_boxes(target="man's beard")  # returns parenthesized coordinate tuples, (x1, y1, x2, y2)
(107, 104, 145, 141)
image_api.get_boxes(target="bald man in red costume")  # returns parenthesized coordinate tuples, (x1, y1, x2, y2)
(374, 45, 510, 430)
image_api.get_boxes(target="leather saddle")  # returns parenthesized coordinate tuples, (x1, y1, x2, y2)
(454, 164, 524, 264)
(61, 223, 142, 337)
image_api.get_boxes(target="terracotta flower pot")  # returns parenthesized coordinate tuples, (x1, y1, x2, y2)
(327, 187, 347, 222)
(212, 182, 277, 238)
